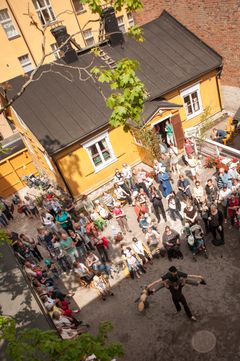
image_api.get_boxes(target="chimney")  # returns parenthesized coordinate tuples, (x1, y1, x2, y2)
(51, 25, 78, 64)
(102, 7, 124, 46)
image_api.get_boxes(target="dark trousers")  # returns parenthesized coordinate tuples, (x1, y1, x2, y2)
(31, 246, 43, 262)
(211, 226, 224, 245)
(58, 255, 72, 272)
(97, 245, 110, 263)
(172, 294, 192, 318)
(153, 202, 166, 223)
(169, 209, 183, 222)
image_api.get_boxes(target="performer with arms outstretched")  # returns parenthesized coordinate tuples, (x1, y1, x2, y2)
(147, 266, 205, 321)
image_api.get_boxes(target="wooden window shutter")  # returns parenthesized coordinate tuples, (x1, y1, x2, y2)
(171, 114, 185, 150)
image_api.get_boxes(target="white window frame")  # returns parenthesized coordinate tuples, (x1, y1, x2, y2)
(18, 54, 33, 73)
(117, 15, 126, 33)
(83, 29, 95, 47)
(180, 83, 203, 120)
(83, 132, 116, 172)
(0, 9, 18, 39)
(127, 12, 134, 27)
(51, 43, 61, 59)
(72, 0, 85, 13)
(32, 0, 56, 26)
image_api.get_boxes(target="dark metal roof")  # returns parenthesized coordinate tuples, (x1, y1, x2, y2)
(9, 11, 222, 155)
(234, 107, 240, 122)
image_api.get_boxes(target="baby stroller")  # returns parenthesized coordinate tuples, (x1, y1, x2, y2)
(184, 223, 208, 261)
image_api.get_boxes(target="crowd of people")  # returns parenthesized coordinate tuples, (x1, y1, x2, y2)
(2, 137, 240, 337)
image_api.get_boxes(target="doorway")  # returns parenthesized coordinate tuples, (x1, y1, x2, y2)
(153, 117, 175, 147)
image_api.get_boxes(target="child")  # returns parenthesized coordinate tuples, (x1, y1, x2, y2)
(92, 275, 114, 300)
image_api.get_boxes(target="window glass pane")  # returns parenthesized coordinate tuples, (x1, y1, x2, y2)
(0, 9, 18, 38)
(191, 91, 200, 112)
(73, 0, 84, 12)
(183, 95, 192, 115)
(127, 12, 134, 27)
(117, 15, 125, 32)
(89, 144, 102, 166)
(98, 139, 110, 160)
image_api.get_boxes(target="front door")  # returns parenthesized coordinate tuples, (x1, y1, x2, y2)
(171, 113, 185, 150)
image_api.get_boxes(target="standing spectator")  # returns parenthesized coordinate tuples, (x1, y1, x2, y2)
(81, 195, 94, 214)
(134, 200, 148, 222)
(162, 226, 183, 261)
(217, 168, 231, 189)
(218, 186, 231, 223)
(113, 203, 132, 235)
(68, 229, 87, 259)
(114, 169, 131, 194)
(132, 168, 149, 196)
(228, 193, 239, 227)
(0, 199, 14, 221)
(184, 138, 194, 157)
(208, 204, 224, 246)
(177, 175, 192, 200)
(90, 209, 106, 231)
(149, 185, 167, 223)
(93, 235, 111, 263)
(167, 192, 183, 222)
(165, 120, 174, 145)
(193, 181, 205, 207)
(0, 207, 8, 227)
(122, 163, 134, 190)
(24, 196, 39, 218)
(52, 238, 72, 273)
(169, 143, 179, 173)
(19, 233, 43, 262)
(55, 210, 73, 232)
(187, 155, 200, 181)
(205, 179, 218, 205)
(42, 229, 56, 256)
(184, 200, 198, 226)
(60, 232, 79, 263)
(157, 170, 173, 198)
(41, 211, 58, 233)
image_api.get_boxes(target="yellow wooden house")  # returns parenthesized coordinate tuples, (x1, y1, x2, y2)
(7, 11, 223, 198)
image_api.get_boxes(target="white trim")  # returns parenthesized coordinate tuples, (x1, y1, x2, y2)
(180, 83, 203, 120)
(150, 113, 172, 128)
(83, 132, 117, 172)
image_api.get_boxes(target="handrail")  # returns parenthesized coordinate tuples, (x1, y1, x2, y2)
(195, 137, 240, 160)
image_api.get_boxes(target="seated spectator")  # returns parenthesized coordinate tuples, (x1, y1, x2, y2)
(211, 128, 227, 143)
(145, 226, 164, 256)
(121, 246, 145, 279)
(51, 311, 81, 339)
(101, 192, 115, 211)
(132, 237, 152, 265)
(90, 209, 107, 231)
(139, 214, 151, 233)
(85, 252, 113, 276)
(73, 261, 94, 285)
(24, 261, 42, 279)
(162, 226, 183, 261)
(95, 201, 111, 220)
(113, 183, 132, 205)
(92, 275, 114, 300)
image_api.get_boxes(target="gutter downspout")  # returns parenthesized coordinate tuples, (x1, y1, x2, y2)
(51, 157, 74, 198)
(216, 67, 223, 111)
(6, 0, 38, 67)
(69, 0, 87, 47)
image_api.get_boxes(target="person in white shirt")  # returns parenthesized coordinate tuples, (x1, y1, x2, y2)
(193, 180, 205, 207)
(145, 227, 163, 255)
(122, 163, 134, 190)
(41, 211, 58, 233)
(218, 185, 231, 222)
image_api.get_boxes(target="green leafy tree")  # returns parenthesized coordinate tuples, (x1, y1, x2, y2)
(0, 317, 123, 361)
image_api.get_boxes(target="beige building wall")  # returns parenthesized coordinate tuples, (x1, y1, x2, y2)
(0, 0, 134, 82)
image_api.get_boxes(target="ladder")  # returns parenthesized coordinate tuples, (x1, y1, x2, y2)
(98, 48, 116, 68)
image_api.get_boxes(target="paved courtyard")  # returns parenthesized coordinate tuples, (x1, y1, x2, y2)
(4, 162, 240, 361)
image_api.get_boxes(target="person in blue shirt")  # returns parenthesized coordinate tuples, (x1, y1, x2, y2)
(211, 128, 227, 143)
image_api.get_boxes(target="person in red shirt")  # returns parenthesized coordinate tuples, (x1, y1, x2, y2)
(184, 138, 194, 157)
(113, 203, 132, 235)
(228, 193, 239, 226)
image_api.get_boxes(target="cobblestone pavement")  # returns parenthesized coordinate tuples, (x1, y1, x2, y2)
(7, 163, 240, 361)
